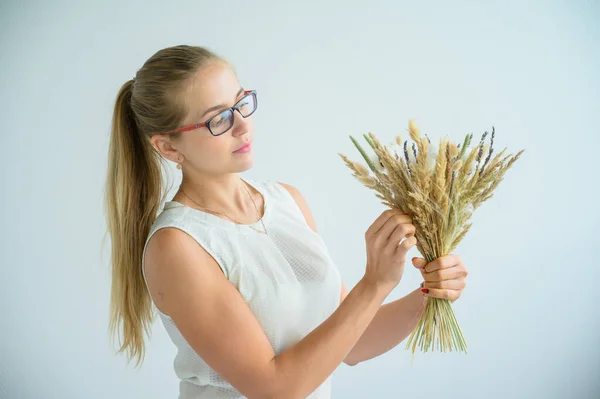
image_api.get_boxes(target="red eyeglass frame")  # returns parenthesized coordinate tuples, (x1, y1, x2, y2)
(152, 89, 257, 136)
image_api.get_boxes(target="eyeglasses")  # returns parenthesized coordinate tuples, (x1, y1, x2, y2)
(154, 90, 258, 136)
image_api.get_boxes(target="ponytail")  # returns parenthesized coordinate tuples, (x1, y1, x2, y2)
(105, 79, 163, 367)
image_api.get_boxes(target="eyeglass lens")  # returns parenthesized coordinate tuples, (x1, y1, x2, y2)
(209, 92, 257, 135)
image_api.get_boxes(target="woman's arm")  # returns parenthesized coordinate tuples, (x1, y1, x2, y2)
(343, 286, 426, 365)
(342, 255, 468, 365)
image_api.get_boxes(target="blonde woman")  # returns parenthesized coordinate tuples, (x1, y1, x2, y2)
(104, 45, 468, 399)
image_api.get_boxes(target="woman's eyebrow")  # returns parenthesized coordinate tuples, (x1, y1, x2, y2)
(199, 87, 244, 119)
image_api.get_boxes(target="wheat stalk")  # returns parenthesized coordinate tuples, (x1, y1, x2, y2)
(339, 120, 524, 363)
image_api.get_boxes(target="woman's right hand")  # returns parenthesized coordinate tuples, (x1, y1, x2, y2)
(363, 209, 417, 290)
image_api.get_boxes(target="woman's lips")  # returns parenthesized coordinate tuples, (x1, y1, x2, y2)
(234, 142, 252, 153)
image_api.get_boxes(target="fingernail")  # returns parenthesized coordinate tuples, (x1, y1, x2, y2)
(421, 288, 429, 294)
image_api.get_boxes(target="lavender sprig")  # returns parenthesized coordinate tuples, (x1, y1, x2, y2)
(404, 140, 412, 176)
(476, 130, 489, 165)
(480, 126, 495, 174)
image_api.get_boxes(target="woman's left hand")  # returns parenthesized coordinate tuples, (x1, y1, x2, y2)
(412, 254, 468, 303)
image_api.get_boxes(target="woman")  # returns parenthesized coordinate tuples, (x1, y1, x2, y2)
(104, 45, 468, 399)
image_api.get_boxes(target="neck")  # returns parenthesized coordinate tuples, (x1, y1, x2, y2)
(174, 172, 256, 217)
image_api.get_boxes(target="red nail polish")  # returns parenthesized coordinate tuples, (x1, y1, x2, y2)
(421, 288, 429, 294)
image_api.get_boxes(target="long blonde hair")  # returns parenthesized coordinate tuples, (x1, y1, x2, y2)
(104, 45, 225, 367)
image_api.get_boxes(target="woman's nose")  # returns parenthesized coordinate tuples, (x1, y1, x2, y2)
(230, 109, 250, 135)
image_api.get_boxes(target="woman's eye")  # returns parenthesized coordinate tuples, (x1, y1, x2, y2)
(213, 117, 226, 126)
(239, 99, 250, 109)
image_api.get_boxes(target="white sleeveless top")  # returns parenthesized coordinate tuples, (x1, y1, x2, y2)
(141, 178, 342, 399)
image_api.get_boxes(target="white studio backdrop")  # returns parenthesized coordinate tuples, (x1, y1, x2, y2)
(1, 0, 599, 398)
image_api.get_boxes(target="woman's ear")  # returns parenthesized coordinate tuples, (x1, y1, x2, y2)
(151, 135, 181, 164)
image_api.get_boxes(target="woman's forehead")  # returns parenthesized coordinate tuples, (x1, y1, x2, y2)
(183, 63, 241, 119)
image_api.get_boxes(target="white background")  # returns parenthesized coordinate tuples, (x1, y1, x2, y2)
(1, 0, 599, 398)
